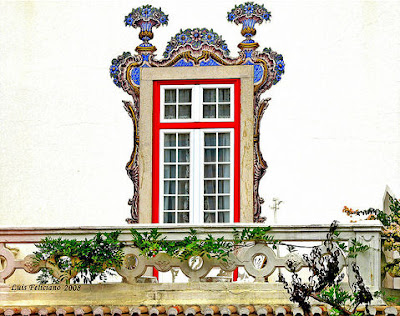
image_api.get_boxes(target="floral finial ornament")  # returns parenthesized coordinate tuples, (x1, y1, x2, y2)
(227, 2, 271, 43)
(124, 5, 168, 51)
(163, 28, 230, 59)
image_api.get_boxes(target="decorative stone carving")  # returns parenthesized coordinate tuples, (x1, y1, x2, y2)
(115, 240, 347, 283)
(0, 243, 18, 283)
(109, 3, 285, 223)
(153, 253, 173, 272)
(218, 253, 238, 272)
(283, 253, 304, 272)
(23, 254, 41, 274)
(124, 253, 138, 270)
(116, 247, 148, 283)
(239, 243, 278, 281)
(180, 255, 213, 282)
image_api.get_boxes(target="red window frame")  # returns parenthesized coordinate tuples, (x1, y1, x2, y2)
(152, 79, 241, 224)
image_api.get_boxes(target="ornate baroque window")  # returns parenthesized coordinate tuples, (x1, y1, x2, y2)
(109, 3, 285, 224)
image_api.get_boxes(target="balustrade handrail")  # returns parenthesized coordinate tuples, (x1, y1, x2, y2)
(0, 221, 383, 243)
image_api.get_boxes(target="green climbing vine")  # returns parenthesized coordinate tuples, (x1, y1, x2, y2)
(34, 231, 124, 284)
(130, 227, 277, 261)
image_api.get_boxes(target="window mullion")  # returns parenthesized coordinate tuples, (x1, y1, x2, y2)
(193, 85, 200, 121)
(200, 130, 204, 224)
(190, 131, 196, 224)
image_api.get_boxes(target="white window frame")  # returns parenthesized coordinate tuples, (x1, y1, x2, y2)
(199, 84, 235, 122)
(159, 130, 194, 224)
(200, 129, 235, 224)
(160, 85, 197, 123)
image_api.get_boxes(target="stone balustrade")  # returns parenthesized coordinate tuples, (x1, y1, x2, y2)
(0, 222, 384, 306)
(0, 222, 383, 285)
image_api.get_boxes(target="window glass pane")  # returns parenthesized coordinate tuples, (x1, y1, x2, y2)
(164, 134, 176, 147)
(164, 212, 175, 223)
(165, 89, 176, 103)
(178, 104, 191, 119)
(178, 165, 190, 178)
(178, 180, 189, 194)
(164, 165, 176, 178)
(164, 105, 176, 119)
(178, 149, 190, 162)
(218, 148, 230, 162)
(218, 88, 230, 102)
(204, 180, 216, 194)
(218, 133, 230, 146)
(178, 133, 190, 147)
(218, 104, 230, 118)
(164, 180, 176, 194)
(204, 148, 216, 162)
(179, 89, 192, 102)
(178, 196, 189, 210)
(204, 133, 216, 146)
(218, 212, 230, 223)
(203, 104, 216, 118)
(218, 164, 230, 178)
(164, 197, 175, 210)
(204, 164, 216, 178)
(204, 196, 216, 210)
(204, 212, 215, 223)
(161, 85, 235, 225)
(203, 89, 216, 102)
(218, 196, 230, 210)
(218, 180, 230, 194)
(178, 212, 190, 223)
(164, 149, 176, 163)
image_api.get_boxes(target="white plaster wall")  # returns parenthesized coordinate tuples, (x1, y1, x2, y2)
(0, 0, 399, 226)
